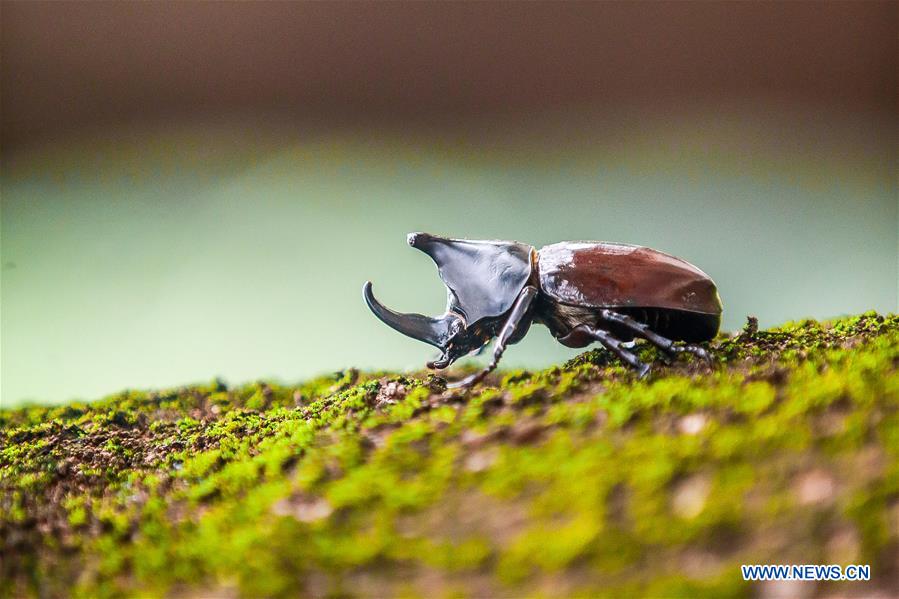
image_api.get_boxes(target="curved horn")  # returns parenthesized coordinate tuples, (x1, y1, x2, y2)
(363, 282, 460, 348)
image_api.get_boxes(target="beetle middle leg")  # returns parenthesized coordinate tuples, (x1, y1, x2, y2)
(560, 325, 651, 379)
(598, 309, 712, 363)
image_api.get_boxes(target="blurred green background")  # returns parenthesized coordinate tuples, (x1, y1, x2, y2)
(2, 2, 896, 406)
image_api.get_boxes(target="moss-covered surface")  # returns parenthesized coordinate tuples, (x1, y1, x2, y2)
(2, 313, 898, 598)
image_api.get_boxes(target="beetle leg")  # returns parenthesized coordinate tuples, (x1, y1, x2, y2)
(583, 325, 652, 379)
(560, 325, 650, 378)
(448, 286, 538, 389)
(675, 343, 712, 363)
(598, 309, 712, 364)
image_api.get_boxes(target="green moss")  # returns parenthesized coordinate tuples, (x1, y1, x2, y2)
(1, 313, 898, 598)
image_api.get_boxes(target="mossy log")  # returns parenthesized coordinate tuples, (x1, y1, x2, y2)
(2, 313, 898, 598)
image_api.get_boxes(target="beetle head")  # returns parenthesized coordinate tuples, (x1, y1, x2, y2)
(364, 232, 534, 369)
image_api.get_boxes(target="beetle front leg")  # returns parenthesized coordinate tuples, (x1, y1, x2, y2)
(448, 286, 538, 389)
(598, 309, 712, 363)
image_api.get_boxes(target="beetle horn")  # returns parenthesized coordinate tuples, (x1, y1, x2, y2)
(363, 282, 460, 348)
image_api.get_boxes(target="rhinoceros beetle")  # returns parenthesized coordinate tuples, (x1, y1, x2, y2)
(364, 233, 722, 388)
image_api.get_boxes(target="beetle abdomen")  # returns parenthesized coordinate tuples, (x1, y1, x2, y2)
(537, 242, 722, 316)
(615, 307, 720, 343)
(536, 301, 720, 344)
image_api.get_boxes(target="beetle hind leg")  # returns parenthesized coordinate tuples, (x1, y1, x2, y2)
(560, 325, 651, 379)
(667, 343, 712, 363)
(598, 309, 712, 364)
